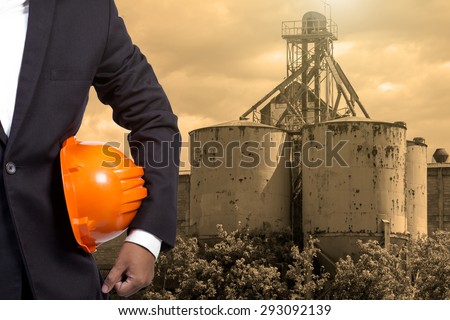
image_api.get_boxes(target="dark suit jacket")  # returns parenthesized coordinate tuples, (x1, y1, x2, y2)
(0, 0, 180, 299)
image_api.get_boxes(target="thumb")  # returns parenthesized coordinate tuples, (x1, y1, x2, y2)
(102, 263, 126, 294)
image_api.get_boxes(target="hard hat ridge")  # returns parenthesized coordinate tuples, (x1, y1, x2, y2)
(60, 136, 147, 253)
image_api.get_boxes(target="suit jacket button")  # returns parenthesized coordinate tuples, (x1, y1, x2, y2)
(5, 162, 16, 175)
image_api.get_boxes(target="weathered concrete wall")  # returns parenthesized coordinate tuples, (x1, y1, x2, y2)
(301, 117, 408, 261)
(189, 121, 292, 238)
(427, 164, 450, 235)
(176, 173, 191, 236)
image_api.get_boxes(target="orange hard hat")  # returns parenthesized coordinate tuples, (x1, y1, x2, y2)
(60, 136, 147, 253)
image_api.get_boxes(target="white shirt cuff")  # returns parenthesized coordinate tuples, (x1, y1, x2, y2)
(125, 229, 162, 260)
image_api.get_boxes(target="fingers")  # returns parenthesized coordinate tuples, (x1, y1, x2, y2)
(102, 263, 126, 294)
(114, 274, 145, 297)
(102, 242, 156, 297)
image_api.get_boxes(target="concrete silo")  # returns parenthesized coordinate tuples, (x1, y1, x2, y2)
(189, 120, 292, 239)
(301, 117, 408, 261)
(405, 138, 428, 238)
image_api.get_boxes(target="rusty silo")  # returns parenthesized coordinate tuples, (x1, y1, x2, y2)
(405, 138, 428, 238)
(189, 120, 291, 239)
(301, 117, 408, 261)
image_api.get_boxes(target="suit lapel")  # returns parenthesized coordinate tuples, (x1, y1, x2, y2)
(8, 0, 56, 145)
(0, 123, 8, 146)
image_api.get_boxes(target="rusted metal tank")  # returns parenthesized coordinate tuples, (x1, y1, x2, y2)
(406, 138, 428, 238)
(301, 117, 408, 261)
(189, 120, 291, 238)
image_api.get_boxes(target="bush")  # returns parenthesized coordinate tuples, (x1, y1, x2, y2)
(286, 237, 329, 299)
(145, 237, 223, 300)
(329, 240, 414, 300)
(144, 225, 328, 300)
(409, 231, 450, 299)
(329, 232, 450, 300)
(144, 227, 450, 300)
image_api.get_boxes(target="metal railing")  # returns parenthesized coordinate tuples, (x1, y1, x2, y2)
(282, 19, 338, 40)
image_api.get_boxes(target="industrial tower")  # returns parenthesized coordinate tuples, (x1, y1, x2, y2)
(240, 11, 370, 131)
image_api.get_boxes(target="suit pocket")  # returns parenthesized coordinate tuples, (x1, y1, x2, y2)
(51, 69, 95, 81)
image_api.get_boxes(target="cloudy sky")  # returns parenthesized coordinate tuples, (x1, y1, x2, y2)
(77, 0, 450, 167)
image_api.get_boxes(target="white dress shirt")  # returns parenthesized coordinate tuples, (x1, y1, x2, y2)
(0, 0, 29, 136)
(0, 0, 161, 258)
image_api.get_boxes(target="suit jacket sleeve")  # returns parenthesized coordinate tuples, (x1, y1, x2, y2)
(92, 0, 181, 252)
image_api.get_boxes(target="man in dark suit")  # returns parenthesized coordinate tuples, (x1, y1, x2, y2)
(0, 0, 180, 299)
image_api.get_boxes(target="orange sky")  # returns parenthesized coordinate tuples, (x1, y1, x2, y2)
(77, 0, 450, 167)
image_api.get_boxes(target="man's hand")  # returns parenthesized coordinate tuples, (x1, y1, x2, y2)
(101, 241, 155, 297)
